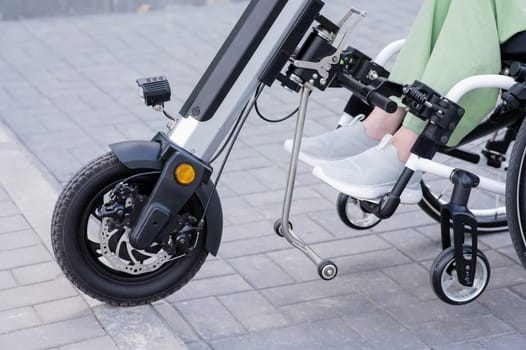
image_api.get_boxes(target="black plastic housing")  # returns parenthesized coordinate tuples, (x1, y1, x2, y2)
(259, 0, 325, 87)
(128, 132, 213, 250)
(137, 76, 171, 106)
(287, 28, 336, 88)
(180, 0, 287, 122)
(510, 62, 526, 83)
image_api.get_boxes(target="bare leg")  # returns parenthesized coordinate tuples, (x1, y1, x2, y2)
(392, 126, 420, 162)
(363, 107, 406, 140)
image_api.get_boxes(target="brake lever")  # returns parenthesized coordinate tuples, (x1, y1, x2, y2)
(291, 8, 366, 80)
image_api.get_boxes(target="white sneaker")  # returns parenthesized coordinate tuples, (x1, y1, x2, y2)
(312, 135, 422, 204)
(283, 114, 377, 167)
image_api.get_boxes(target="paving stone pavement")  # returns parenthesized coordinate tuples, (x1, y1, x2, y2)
(1, 1, 526, 349)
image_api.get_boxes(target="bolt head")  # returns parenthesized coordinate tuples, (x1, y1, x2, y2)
(367, 70, 379, 81)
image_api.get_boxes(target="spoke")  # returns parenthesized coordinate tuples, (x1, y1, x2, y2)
(137, 250, 158, 258)
(115, 232, 134, 263)
(87, 239, 102, 256)
(125, 244, 141, 265)
(120, 232, 142, 266)
(442, 275, 456, 290)
(92, 209, 102, 222)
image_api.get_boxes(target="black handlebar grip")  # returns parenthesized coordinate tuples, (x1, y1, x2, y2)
(368, 92, 398, 114)
(337, 74, 398, 114)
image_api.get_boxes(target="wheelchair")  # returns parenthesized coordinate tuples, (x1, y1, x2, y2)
(272, 14, 526, 305)
(50, 1, 526, 306)
(337, 32, 526, 234)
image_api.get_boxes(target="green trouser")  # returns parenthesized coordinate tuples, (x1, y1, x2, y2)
(389, 0, 526, 146)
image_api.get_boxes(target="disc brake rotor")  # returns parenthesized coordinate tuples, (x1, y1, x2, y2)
(99, 218, 171, 275)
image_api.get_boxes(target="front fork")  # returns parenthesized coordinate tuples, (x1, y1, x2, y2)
(277, 83, 338, 280)
(441, 169, 480, 286)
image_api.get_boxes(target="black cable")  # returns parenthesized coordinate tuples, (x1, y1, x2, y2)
(208, 102, 248, 164)
(199, 87, 264, 223)
(160, 103, 176, 121)
(254, 83, 299, 123)
(163, 110, 176, 121)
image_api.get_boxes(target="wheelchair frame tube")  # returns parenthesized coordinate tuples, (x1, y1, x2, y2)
(373, 39, 405, 66)
(404, 74, 515, 198)
(406, 154, 506, 196)
(446, 75, 516, 102)
(168, 0, 316, 161)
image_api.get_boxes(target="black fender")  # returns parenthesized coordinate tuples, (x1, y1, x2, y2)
(110, 140, 163, 170)
(194, 181, 223, 256)
(110, 140, 223, 256)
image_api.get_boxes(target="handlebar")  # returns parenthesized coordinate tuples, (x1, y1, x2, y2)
(337, 73, 398, 113)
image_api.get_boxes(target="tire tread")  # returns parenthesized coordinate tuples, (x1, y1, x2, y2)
(51, 152, 207, 306)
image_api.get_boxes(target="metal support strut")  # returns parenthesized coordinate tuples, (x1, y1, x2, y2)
(440, 169, 480, 286)
(277, 83, 338, 280)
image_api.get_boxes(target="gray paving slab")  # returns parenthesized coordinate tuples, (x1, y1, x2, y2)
(0, 315, 106, 350)
(2, 0, 526, 349)
(344, 308, 428, 350)
(174, 297, 247, 340)
(218, 291, 288, 332)
(152, 301, 201, 343)
(93, 304, 188, 350)
(59, 336, 119, 350)
(210, 318, 370, 350)
(0, 229, 41, 251)
(0, 307, 41, 334)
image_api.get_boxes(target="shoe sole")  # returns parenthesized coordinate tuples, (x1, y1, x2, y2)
(312, 166, 422, 205)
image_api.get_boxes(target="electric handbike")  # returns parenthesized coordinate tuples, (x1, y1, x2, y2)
(50, 0, 526, 306)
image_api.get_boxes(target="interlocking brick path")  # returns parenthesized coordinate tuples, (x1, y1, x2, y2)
(1, 1, 526, 349)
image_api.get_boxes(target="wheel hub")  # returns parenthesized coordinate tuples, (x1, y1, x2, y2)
(99, 220, 171, 275)
(97, 182, 198, 275)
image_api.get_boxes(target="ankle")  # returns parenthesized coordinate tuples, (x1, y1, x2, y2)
(362, 107, 406, 141)
(363, 123, 391, 141)
(392, 127, 420, 163)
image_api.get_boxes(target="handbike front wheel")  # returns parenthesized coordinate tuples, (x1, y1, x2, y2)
(51, 152, 209, 306)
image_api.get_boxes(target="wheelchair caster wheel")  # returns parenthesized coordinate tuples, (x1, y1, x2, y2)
(336, 193, 381, 230)
(430, 246, 490, 305)
(318, 260, 338, 280)
(273, 219, 293, 238)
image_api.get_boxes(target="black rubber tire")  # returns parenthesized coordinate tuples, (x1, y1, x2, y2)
(317, 260, 338, 281)
(51, 152, 209, 306)
(273, 219, 293, 238)
(336, 193, 381, 230)
(506, 119, 526, 269)
(430, 246, 490, 305)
